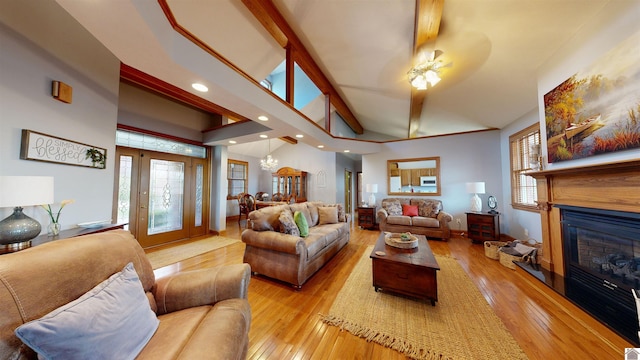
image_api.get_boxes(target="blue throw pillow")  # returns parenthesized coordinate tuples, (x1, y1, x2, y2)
(15, 262, 159, 360)
(294, 210, 309, 237)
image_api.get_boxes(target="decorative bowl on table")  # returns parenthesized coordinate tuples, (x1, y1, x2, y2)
(384, 232, 419, 249)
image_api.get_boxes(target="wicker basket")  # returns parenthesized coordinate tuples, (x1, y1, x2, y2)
(498, 241, 542, 270)
(484, 241, 507, 260)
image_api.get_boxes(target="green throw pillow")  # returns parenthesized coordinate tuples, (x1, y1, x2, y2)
(294, 210, 309, 237)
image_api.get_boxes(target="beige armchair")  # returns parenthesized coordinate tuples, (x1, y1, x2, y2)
(0, 230, 251, 360)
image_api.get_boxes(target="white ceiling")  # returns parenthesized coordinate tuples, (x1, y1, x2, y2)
(50, 0, 631, 157)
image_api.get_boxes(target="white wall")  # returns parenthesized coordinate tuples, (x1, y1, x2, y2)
(363, 130, 503, 233)
(267, 142, 338, 203)
(0, 5, 120, 233)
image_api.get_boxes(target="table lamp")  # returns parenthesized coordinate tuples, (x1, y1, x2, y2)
(365, 184, 378, 207)
(0, 176, 54, 252)
(466, 182, 485, 212)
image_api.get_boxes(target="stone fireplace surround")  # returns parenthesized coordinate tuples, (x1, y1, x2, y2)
(527, 158, 640, 344)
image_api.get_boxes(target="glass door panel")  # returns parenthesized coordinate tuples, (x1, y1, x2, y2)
(147, 159, 185, 235)
(189, 159, 208, 237)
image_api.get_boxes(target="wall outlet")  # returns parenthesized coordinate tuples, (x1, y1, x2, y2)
(524, 228, 529, 237)
(456, 218, 461, 226)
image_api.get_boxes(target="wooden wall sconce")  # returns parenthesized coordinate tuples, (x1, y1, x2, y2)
(52, 81, 72, 104)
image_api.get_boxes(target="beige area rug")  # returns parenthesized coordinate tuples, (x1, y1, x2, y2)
(146, 236, 240, 269)
(321, 246, 528, 360)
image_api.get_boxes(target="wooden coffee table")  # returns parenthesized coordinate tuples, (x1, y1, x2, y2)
(370, 233, 440, 305)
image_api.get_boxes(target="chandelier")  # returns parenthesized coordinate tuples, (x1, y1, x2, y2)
(260, 139, 278, 171)
(407, 60, 442, 90)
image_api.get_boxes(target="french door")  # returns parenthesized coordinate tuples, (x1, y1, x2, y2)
(113, 147, 208, 248)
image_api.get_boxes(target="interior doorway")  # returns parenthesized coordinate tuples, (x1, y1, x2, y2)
(113, 147, 209, 248)
(344, 169, 353, 214)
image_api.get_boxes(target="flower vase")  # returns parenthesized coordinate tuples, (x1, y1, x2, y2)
(48, 222, 61, 236)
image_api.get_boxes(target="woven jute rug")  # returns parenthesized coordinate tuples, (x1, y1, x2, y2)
(146, 236, 240, 269)
(321, 245, 528, 360)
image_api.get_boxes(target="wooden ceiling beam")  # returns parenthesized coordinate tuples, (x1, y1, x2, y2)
(242, 0, 364, 134)
(120, 63, 248, 121)
(408, 0, 444, 138)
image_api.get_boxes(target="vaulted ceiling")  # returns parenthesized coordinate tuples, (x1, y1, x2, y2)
(51, 0, 628, 156)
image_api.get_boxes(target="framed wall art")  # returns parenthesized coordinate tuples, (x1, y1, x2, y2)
(20, 129, 107, 169)
(544, 30, 640, 163)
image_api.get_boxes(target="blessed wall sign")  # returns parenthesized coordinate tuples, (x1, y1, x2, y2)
(20, 129, 107, 169)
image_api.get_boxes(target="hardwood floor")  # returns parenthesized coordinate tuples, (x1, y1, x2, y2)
(148, 220, 634, 359)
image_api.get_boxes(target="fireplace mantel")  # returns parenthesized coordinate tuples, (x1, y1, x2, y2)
(528, 158, 640, 275)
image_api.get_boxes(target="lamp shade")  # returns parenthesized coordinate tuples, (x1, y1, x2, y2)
(465, 182, 485, 194)
(365, 184, 378, 193)
(0, 176, 54, 207)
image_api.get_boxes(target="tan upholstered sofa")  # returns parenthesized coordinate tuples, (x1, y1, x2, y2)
(0, 229, 251, 360)
(377, 198, 453, 241)
(241, 202, 350, 289)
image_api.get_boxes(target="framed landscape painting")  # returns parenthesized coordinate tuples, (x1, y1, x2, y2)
(544, 30, 640, 163)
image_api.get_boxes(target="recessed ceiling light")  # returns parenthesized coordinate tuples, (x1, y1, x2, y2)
(317, 145, 324, 148)
(257, 115, 269, 121)
(192, 83, 208, 92)
(229, 140, 237, 144)
(259, 134, 268, 138)
(344, 150, 350, 153)
(295, 134, 304, 138)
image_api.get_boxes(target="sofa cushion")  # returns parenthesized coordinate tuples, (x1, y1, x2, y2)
(411, 216, 440, 228)
(15, 262, 159, 360)
(306, 202, 321, 226)
(387, 215, 412, 226)
(294, 211, 309, 237)
(318, 206, 339, 225)
(250, 205, 284, 231)
(402, 204, 419, 216)
(324, 203, 346, 222)
(279, 209, 300, 237)
(382, 199, 403, 216)
(289, 203, 312, 227)
(411, 199, 441, 218)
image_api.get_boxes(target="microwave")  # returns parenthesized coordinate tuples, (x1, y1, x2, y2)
(420, 176, 437, 186)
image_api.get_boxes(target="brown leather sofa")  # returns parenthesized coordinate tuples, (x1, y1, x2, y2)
(0, 229, 251, 360)
(241, 202, 350, 289)
(377, 198, 453, 241)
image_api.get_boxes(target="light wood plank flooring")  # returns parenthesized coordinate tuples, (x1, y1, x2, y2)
(147, 220, 634, 359)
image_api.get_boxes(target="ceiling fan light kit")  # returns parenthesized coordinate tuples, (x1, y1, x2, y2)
(408, 61, 442, 90)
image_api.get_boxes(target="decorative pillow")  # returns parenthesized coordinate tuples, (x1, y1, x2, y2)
(324, 203, 346, 222)
(294, 211, 309, 237)
(413, 200, 441, 218)
(318, 206, 339, 225)
(402, 204, 419, 217)
(383, 199, 403, 216)
(15, 263, 159, 360)
(289, 203, 312, 226)
(279, 209, 300, 237)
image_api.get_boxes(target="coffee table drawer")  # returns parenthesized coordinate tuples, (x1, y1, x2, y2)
(372, 260, 437, 303)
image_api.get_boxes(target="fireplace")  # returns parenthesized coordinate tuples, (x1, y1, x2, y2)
(559, 205, 640, 345)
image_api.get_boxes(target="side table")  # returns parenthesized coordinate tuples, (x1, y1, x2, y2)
(466, 212, 500, 243)
(357, 206, 378, 230)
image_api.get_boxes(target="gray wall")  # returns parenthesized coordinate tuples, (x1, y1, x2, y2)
(0, 4, 120, 232)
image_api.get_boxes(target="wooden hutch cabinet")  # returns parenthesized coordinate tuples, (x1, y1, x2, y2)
(272, 167, 308, 203)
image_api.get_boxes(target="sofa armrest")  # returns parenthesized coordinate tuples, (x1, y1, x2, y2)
(241, 229, 304, 255)
(154, 263, 251, 315)
(376, 208, 389, 223)
(437, 211, 453, 226)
